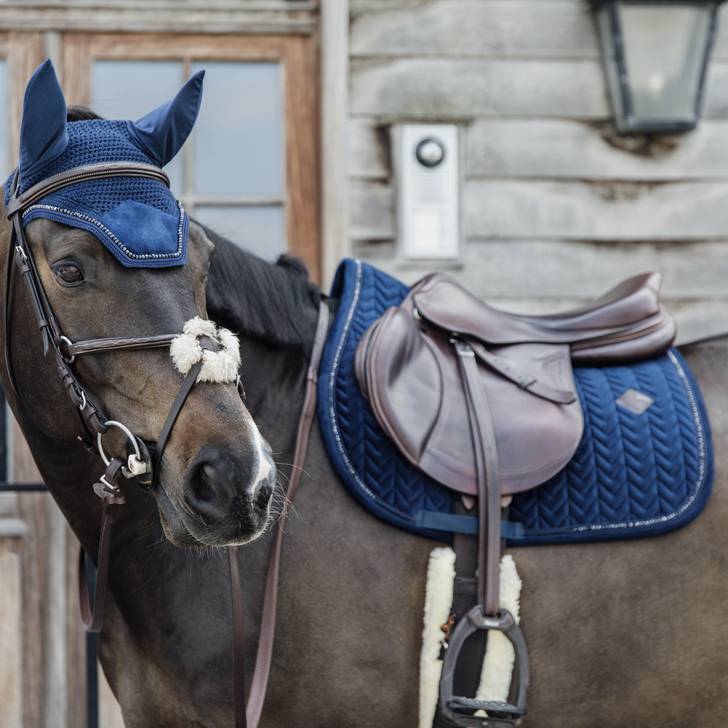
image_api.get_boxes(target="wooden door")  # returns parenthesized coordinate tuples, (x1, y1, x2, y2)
(60, 32, 321, 279)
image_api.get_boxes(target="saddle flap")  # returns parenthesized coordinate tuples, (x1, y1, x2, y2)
(359, 304, 584, 497)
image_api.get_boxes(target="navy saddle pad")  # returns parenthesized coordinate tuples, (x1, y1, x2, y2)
(317, 259, 714, 546)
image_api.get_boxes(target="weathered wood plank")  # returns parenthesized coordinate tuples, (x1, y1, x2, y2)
(353, 238, 728, 299)
(0, 3, 317, 34)
(350, 117, 728, 182)
(352, 177, 728, 242)
(351, 1, 598, 59)
(322, 0, 352, 285)
(351, 58, 728, 120)
(100, 668, 126, 728)
(464, 179, 728, 240)
(352, 0, 728, 61)
(349, 118, 388, 180)
(465, 119, 728, 181)
(0, 542, 23, 728)
(350, 180, 394, 240)
(351, 58, 609, 119)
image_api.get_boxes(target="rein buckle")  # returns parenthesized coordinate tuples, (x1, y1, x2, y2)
(92, 458, 126, 505)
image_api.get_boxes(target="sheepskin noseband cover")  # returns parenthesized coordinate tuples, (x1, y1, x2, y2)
(170, 317, 241, 384)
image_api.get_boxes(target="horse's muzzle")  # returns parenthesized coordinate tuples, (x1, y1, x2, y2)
(165, 445, 275, 546)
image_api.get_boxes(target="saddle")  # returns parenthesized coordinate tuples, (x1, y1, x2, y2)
(355, 271, 676, 727)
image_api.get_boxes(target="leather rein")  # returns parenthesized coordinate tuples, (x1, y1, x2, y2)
(4, 161, 329, 728)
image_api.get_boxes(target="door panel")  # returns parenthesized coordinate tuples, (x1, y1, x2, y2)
(62, 32, 320, 277)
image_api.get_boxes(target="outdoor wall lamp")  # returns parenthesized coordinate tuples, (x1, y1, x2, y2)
(593, 0, 725, 133)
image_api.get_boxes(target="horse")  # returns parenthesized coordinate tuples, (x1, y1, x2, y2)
(4, 121, 728, 727)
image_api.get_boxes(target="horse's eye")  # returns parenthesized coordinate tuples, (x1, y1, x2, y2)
(53, 262, 84, 286)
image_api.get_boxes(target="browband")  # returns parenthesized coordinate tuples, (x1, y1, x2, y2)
(6, 162, 170, 217)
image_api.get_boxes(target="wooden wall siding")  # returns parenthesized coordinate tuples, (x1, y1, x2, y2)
(355, 239, 728, 299)
(351, 0, 728, 60)
(347, 0, 728, 325)
(354, 118, 728, 181)
(0, 1, 317, 35)
(0, 541, 23, 728)
(353, 179, 728, 242)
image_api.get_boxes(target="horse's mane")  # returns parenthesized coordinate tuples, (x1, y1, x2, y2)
(202, 225, 321, 350)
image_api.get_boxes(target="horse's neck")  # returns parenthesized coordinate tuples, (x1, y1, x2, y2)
(204, 239, 322, 456)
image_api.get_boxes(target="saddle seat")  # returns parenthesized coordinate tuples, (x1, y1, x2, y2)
(356, 271, 676, 498)
(408, 271, 675, 365)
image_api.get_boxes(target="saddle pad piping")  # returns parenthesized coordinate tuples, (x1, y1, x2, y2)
(328, 261, 401, 509)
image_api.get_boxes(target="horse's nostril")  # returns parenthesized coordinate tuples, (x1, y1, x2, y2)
(194, 464, 218, 503)
(255, 482, 273, 510)
(184, 451, 238, 517)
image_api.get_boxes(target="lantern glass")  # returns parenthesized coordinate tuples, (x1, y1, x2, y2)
(596, 1, 720, 133)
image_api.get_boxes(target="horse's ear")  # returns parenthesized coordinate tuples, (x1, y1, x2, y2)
(18, 59, 68, 180)
(129, 70, 204, 167)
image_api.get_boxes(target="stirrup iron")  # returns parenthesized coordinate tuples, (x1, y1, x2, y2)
(439, 606, 529, 728)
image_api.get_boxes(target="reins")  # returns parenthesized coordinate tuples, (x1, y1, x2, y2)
(4, 161, 329, 727)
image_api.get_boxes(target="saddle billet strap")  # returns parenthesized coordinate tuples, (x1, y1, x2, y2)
(239, 300, 330, 728)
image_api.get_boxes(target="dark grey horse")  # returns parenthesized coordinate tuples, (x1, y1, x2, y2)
(2, 181, 727, 726)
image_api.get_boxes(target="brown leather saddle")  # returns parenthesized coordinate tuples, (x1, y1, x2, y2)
(355, 271, 676, 727)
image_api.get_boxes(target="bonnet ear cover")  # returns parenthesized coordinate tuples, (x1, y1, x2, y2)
(129, 70, 205, 167)
(9, 62, 207, 269)
(18, 59, 68, 183)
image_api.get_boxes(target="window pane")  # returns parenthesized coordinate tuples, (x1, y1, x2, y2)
(90, 60, 184, 192)
(191, 61, 284, 197)
(195, 205, 285, 260)
(620, 4, 711, 121)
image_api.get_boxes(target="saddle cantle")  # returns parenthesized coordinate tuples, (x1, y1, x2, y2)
(355, 271, 676, 498)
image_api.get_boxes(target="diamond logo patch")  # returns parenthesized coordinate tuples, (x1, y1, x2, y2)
(616, 388, 654, 415)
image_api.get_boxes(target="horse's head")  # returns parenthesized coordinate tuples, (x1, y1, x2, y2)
(4, 61, 276, 548)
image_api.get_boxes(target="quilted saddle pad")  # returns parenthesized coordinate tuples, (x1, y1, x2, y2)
(317, 259, 714, 546)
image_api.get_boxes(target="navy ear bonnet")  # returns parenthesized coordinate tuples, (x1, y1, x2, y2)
(4, 60, 204, 268)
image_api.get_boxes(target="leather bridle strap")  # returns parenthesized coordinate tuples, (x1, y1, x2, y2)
(78, 460, 126, 633)
(230, 300, 330, 728)
(152, 360, 204, 487)
(5, 162, 169, 216)
(63, 334, 177, 359)
(229, 548, 247, 728)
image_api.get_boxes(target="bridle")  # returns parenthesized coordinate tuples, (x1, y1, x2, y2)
(4, 161, 330, 728)
(5, 161, 184, 482)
